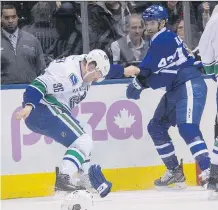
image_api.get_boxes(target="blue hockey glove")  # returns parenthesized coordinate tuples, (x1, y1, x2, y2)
(126, 77, 144, 100)
(88, 164, 112, 198)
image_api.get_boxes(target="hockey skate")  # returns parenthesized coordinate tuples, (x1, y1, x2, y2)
(207, 177, 218, 190)
(199, 168, 210, 188)
(206, 164, 218, 200)
(54, 167, 85, 193)
(207, 164, 218, 190)
(154, 160, 186, 190)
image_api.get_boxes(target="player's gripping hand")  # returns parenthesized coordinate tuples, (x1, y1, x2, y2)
(16, 105, 33, 120)
(126, 77, 144, 100)
(124, 65, 140, 77)
(88, 164, 112, 198)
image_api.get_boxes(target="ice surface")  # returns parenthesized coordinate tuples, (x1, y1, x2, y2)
(1, 187, 218, 210)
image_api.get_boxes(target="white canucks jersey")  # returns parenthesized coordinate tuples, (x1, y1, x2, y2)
(199, 5, 218, 75)
(26, 55, 91, 113)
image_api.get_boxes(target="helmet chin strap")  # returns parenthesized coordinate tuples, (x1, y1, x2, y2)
(157, 19, 162, 31)
(83, 70, 95, 81)
(82, 63, 96, 81)
(83, 63, 105, 83)
(158, 19, 166, 31)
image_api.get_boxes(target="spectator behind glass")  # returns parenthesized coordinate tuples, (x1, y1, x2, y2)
(45, 2, 82, 64)
(197, 1, 218, 32)
(161, 1, 196, 32)
(161, 1, 183, 31)
(22, 2, 58, 53)
(1, 4, 46, 84)
(130, 1, 160, 14)
(88, 1, 134, 53)
(175, 18, 202, 65)
(110, 14, 149, 67)
(175, 18, 201, 50)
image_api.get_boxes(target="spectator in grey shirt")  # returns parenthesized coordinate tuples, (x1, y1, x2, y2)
(1, 4, 46, 84)
(110, 14, 149, 67)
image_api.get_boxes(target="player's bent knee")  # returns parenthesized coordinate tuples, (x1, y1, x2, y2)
(147, 119, 158, 136)
(147, 118, 171, 145)
(178, 123, 202, 144)
(70, 133, 93, 158)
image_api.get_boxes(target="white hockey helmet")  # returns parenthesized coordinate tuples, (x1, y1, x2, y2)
(85, 49, 110, 82)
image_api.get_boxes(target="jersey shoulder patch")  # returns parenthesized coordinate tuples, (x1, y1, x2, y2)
(69, 73, 79, 86)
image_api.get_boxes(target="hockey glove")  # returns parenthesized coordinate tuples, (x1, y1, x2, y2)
(126, 77, 144, 100)
(88, 164, 112, 198)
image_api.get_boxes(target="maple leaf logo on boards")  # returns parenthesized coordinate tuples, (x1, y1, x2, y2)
(114, 108, 136, 133)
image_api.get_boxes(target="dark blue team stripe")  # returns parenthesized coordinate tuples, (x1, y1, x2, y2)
(23, 85, 44, 108)
(63, 157, 80, 170)
(190, 143, 207, 155)
(213, 149, 218, 155)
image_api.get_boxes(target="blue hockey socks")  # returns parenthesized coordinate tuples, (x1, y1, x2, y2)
(179, 123, 210, 171)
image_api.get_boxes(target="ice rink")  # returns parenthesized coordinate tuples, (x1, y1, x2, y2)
(2, 187, 218, 210)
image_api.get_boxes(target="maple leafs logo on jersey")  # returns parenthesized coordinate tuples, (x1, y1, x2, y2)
(114, 109, 136, 133)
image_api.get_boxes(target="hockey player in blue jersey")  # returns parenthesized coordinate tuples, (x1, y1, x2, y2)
(126, 5, 211, 189)
(15, 49, 139, 197)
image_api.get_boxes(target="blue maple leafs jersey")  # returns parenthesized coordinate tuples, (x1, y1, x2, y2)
(139, 28, 201, 91)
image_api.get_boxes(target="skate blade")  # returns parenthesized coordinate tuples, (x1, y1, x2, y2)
(208, 190, 218, 201)
(155, 182, 187, 190)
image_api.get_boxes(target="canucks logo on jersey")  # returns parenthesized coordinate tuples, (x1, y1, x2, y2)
(69, 73, 78, 86)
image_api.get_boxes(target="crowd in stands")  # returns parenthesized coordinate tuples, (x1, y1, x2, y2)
(1, 1, 218, 84)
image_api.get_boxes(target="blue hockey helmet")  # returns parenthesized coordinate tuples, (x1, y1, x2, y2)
(142, 5, 168, 22)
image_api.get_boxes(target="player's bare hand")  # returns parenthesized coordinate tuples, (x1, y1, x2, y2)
(16, 105, 33, 120)
(124, 65, 140, 77)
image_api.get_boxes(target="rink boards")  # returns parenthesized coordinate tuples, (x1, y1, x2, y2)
(1, 79, 217, 199)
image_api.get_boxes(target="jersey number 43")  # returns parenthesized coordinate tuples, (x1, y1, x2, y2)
(158, 37, 188, 68)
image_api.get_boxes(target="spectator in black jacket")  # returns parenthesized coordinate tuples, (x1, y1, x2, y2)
(161, 1, 197, 32)
(87, 1, 134, 54)
(45, 2, 82, 64)
(22, 2, 58, 53)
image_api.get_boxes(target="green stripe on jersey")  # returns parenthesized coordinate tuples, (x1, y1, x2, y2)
(31, 80, 47, 94)
(43, 95, 71, 113)
(204, 65, 215, 75)
(214, 64, 218, 75)
(215, 139, 218, 147)
(65, 149, 85, 165)
(60, 113, 84, 136)
(48, 106, 84, 137)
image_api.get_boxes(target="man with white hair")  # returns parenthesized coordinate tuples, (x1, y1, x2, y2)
(111, 14, 149, 66)
(199, 4, 218, 196)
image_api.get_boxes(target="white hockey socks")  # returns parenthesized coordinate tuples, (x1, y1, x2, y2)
(60, 133, 93, 182)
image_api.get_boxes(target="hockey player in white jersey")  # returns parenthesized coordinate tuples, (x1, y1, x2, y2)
(124, 5, 212, 189)
(199, 5, 218, 195)
(16, 49, 139, 198)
